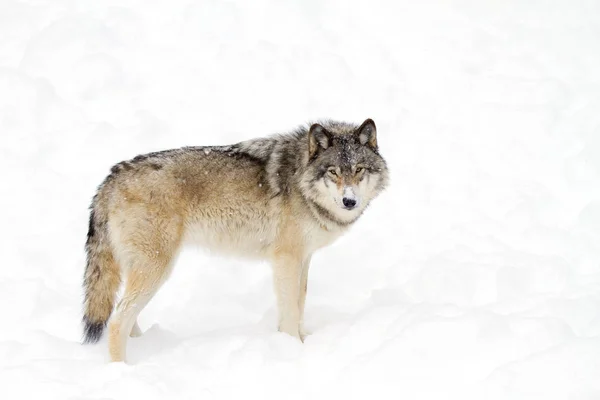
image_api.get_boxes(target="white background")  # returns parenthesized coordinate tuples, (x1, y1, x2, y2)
(1, 0, 599, 399)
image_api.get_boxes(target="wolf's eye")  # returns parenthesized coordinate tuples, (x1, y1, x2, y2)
(327, 168, 338, 177)
(355, 166, 364, 174)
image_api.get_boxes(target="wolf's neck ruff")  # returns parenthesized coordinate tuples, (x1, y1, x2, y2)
(305, 197, 362, 229)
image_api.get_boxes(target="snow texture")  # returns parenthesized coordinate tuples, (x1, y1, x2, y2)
(1, 0, 600, 399)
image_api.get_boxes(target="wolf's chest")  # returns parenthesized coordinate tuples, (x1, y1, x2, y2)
(302, 221, 345, 254)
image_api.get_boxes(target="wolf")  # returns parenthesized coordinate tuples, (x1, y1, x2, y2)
(82, 118, 389, 362)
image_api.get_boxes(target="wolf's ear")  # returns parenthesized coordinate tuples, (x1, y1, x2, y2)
(357, 119, 377, 151)
(309, 123, 332, 159)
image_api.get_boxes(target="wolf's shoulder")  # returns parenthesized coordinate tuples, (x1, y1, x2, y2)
(235, 127, 307, 162)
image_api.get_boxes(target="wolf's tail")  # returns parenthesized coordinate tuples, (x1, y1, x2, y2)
(82, 195, 121, 344)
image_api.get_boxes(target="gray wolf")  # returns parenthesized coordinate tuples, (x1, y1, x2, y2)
(82, 118, 389, 362)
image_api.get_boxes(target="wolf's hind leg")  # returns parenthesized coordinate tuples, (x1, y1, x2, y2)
(107, 212, 182, 362)
(109, 254, 178, 361)
(108, 258, 173, 362)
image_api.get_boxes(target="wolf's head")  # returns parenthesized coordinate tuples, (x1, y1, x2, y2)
(300, 119, 389, 227)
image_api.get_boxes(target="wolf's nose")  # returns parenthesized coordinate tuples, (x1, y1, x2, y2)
(342, 197, 357, 209)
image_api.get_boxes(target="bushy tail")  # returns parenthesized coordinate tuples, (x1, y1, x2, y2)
(82, 199, 121, 344)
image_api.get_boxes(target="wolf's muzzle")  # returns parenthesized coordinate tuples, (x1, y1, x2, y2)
(342, 197, 357, 209)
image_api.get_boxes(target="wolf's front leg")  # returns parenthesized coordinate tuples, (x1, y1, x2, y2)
(298, 256, 311, 339)
(271, 253, 303, 341)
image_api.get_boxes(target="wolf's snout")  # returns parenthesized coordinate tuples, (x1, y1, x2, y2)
(342, 186, 358, 209)
(342, 197, 357, 209)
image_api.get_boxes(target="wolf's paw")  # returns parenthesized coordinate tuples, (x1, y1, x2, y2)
(278, 323, 302, 342)
(300, 329, 312, 342)
(130, 322, 143, 338)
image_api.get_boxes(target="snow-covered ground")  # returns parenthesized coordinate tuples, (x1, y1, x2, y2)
(2, 0, 600, 398)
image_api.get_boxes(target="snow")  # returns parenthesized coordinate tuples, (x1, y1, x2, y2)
(1, 0, 600, 399)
